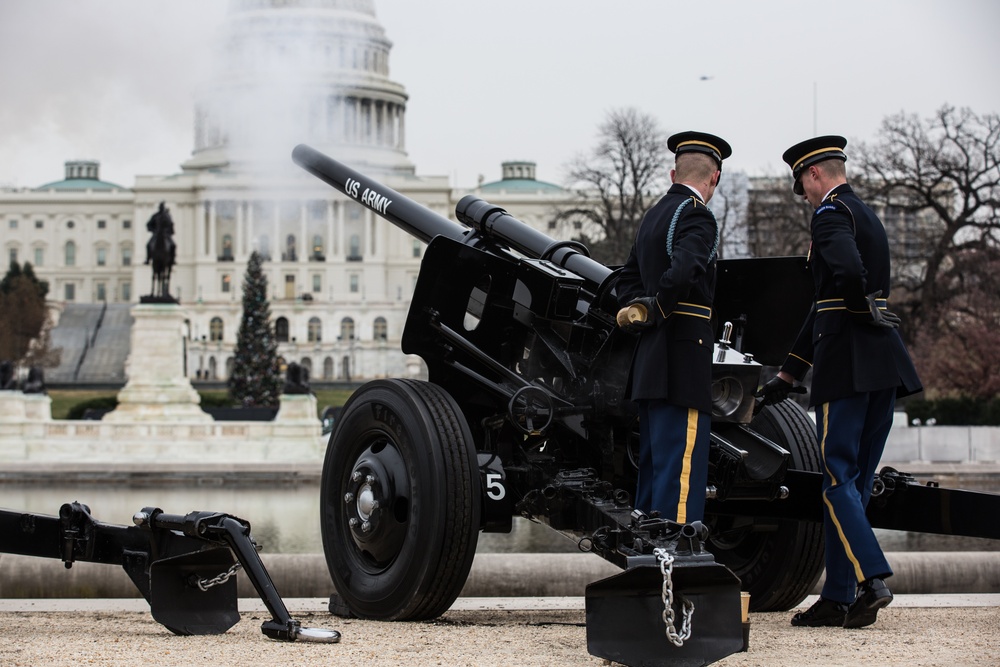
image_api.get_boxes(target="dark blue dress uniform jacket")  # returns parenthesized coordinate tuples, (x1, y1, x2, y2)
(616, 184, 718, 412)
(780, 184, 922, 406)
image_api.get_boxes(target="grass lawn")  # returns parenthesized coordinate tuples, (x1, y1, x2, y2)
(48, 387, 356, 420)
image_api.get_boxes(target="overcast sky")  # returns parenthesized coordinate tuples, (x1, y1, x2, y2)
(1, 0, 998, 190)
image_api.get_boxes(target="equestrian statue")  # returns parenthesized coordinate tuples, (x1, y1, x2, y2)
(142, 201, 178, 303)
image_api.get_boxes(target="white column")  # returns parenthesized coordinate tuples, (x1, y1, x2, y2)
(208, 201, 217, 259)
(354, 98, 361, 142)
(397, 106, 406, 150)
(272, 201, 280, 262)
(336, 200, 345, 258)
(326, 200, 335, 258)
(299, 201, 307, 263)
(239, 201, 249, 259)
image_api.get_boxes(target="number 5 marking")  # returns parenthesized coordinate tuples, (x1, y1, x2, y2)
(486, 473, 506, 500)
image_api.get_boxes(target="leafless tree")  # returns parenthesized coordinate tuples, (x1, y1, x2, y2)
(555, 108, 671, 265)
(853, 105, 1000, 331)
(744, 174, 813, 258)
(712, 170, 750, 259)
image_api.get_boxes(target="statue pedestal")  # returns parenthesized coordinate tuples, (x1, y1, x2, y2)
(0, 391, 27, 422)
(104, 303, 211, 423)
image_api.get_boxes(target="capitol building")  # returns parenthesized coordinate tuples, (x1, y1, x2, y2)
(0, 0, 575, 385)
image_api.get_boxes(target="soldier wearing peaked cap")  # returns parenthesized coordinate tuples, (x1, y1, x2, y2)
(757, 135, 922, 630)
(614, 131, 731, 525)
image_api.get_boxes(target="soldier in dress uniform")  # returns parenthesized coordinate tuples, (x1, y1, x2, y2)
(615, 130, 731, 525)
(757, 135, 922, 629)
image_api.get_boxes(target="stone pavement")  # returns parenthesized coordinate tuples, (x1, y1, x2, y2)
(0, 595, 997, 667)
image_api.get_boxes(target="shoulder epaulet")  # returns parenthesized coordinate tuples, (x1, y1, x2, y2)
(666, 196, 719, 262)
(814, 193, 856, 235)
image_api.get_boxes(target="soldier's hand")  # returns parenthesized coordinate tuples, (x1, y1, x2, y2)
(861, 290, 901, 329)
(618, 296, 662, 332)
(754, 375, 805, 407)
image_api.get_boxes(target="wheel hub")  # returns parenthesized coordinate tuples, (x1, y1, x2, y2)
(342, 438, 409, 567)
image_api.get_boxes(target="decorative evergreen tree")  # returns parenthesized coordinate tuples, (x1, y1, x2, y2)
(228, 251, 282, 408)
(0, 261, 57, 369)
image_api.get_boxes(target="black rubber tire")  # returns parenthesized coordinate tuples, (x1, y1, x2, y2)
(320, 379, 480, 620)
(708, 399, 825, 612)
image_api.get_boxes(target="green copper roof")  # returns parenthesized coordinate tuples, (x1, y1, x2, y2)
(477, 178, 565, 194)
(35, 178, 129, 191)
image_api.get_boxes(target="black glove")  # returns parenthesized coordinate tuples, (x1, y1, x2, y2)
(860, 291, 900, 329)
(754, 375, 806, 407)
(617, 296, 662, 333)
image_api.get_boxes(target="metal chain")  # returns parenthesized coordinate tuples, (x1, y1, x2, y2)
(654, 547, 695, 647)
(196, 562, 242, 592)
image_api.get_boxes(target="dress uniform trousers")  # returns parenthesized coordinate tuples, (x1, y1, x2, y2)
(635, 399, 711, 524)
(816, 388, 895, 603)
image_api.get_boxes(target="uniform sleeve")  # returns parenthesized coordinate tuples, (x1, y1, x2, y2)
(812, 202, 868, 311)
(655, 202, 716, 312)
(780, 304, 815, 381)
(615, 245, 643, 306)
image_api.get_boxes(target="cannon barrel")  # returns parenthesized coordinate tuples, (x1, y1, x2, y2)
(292, 143, 468, 245)
(455, 195, 613, 289)
(293, 144, 614, 293)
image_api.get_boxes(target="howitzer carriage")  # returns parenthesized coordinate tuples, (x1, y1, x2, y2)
(293, 144, 1000, 666)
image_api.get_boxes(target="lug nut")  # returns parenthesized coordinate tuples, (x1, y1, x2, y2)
(361, 521, 371, 533)
(351, 471, 362, 482)
(344, 492, 354, 502)
(349, 518, 358, 527)
(365, 474, 375, 484)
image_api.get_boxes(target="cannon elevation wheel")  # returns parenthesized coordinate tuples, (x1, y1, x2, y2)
(707, 399, 825, 612)
(320, 379, 480, 620)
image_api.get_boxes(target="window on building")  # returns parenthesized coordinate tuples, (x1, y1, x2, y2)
(65, 241, 76, 266)
(96, 282, 106, 302)
(8, 219, 17, 229)
(122, 281, 131, 302)
(373, 317, 387, 340)
(97, 219, 106, 229)
(323, 357, 334, 380)
(340, 317, 355, 340)
(308, 317, 322, 342)
(64, 283, 75, 301)
(121, 245, 132, 266)
(221, 234, 233, 260)
(34, 247, 43, 267)
(67, 220, 75, 229)
(209, 317, 224, 342)
(96, 247, 107, 266)
(312, 274, 321, 293)
(221, 274, 231, 293)
(350, 274, 359, 293)
(412, 239, 421, 258)
(35, 220, 43, 229)
(275, 317, 290, 342)
(348, 234, 361, 260)
(312, 234, 324, 260)
(123, 219, 131, 229)
(284, 234, 297, 262)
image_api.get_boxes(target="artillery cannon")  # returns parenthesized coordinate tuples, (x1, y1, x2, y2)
(293, 144, 1000, 666)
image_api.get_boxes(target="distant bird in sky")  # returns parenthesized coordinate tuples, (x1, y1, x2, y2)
(699, 75, 714, 81)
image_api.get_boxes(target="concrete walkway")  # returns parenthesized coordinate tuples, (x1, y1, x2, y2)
(1, 596, 997, 667)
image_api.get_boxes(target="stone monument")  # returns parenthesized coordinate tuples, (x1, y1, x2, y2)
(105, 203, 210, 423)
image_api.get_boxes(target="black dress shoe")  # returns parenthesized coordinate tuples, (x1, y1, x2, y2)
(790, 597, 849, 627)
(844, 577, 893, 629)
